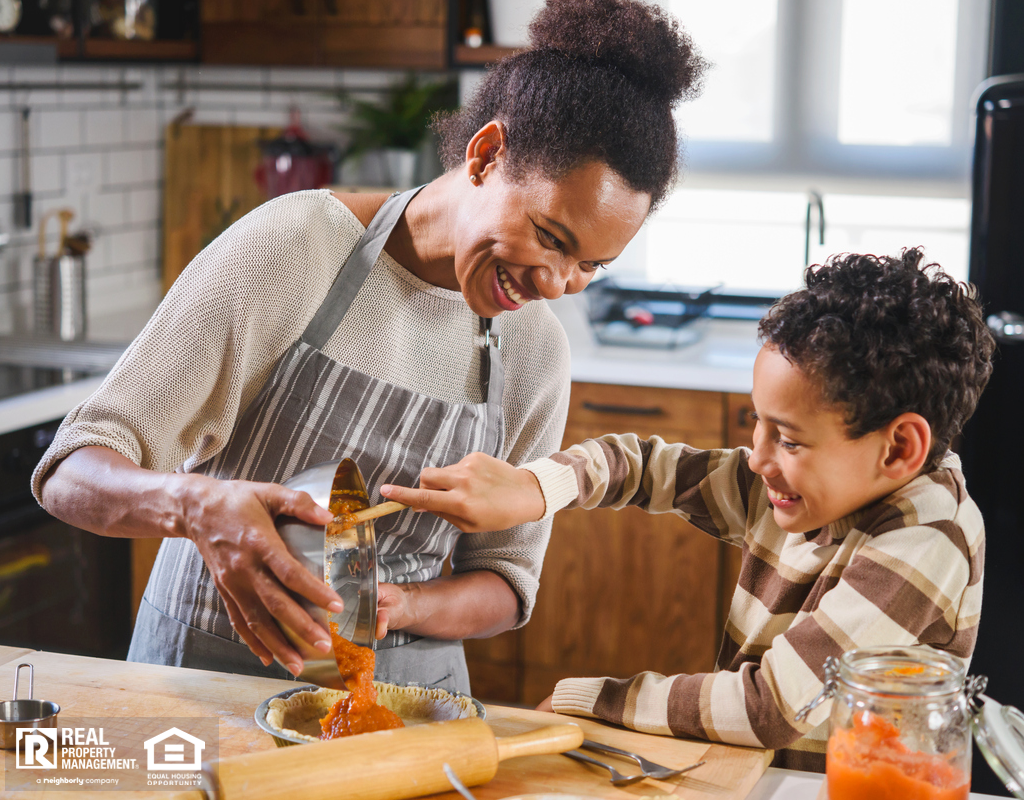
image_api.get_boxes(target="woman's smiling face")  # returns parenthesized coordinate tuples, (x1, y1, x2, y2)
(452, 156, 650, 318)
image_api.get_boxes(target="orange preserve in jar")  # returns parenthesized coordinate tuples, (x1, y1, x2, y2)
(810, 647, 972, 800)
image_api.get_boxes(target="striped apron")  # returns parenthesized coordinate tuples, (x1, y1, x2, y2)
(128, 188, 504, 694)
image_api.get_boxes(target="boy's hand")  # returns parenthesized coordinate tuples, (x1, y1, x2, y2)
(535, 695, 555, 713)
(380, 452, 545, 532)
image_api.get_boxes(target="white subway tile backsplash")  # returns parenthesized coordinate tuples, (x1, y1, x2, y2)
(0, 155, 13, 202)
(197, 87, 266, 110)
(125, 107, 162, 145)
(0, 109, 19, 154)
(269, 67, 338, 88)
(11, 65, 60, 106)
(104, 146, 160, 186)
(65, 152, 103, 194)
(84, 109, 126, 147)
(106, 228, 149, 268)
(229, 108, 285, 128)
(127, 187, 160, 224)
(188, 108, 233, 126)
(85, 190, 128, 229)
(38, 109, 82, 150)
(31, 153, 63, 194)
(0, 61, 404, 334)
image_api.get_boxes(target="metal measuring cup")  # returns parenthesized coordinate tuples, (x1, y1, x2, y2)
(0, 663, 60, 750)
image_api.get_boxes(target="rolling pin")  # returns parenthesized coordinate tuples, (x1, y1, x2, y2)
(172, 718, 582, 800)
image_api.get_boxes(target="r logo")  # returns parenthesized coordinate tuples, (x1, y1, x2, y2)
(16, 728, 57, 769)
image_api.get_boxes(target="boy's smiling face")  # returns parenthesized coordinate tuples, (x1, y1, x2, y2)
(748, 344, 900, 534)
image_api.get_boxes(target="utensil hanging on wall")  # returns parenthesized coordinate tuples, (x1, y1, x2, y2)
(16, 107, 31, 229)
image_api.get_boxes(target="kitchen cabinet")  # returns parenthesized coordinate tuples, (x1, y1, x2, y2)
(464, 384, 756, 706)
(202, 0, 447, 69)
(0, 2, 199, 62)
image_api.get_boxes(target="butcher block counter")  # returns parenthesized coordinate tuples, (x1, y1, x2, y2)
(0, 645, 773, 800)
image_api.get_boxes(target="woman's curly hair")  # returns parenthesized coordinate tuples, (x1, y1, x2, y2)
(433, 0, 707, 210)
(758, 249, 996, 472)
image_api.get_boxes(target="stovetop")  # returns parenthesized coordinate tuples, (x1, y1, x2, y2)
(584, 278, 777, 349)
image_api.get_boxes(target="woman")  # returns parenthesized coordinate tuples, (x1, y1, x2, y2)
(32, 0, 705, 693)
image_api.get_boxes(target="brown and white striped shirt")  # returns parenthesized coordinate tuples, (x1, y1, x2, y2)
(523, 435, 984, 770)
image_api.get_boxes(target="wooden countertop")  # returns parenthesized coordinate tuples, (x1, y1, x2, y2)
(0, 645, 772, 799)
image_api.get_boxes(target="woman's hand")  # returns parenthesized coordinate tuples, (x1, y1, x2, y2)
(375, 583, 411, 640)
(40, 447, 346, 675)
(373, 572, 520, 641)
(380, 452, 546, 533)
(176, 474, 345, 675)
(536, 695, 555, 713)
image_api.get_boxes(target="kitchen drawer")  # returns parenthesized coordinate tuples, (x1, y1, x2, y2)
(567, 382, 724, 444)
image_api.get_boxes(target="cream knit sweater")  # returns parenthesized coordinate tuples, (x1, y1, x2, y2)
(32, 189, 572, 623)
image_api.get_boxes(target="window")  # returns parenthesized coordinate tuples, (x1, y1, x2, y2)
(617, 0, 989, 293)
(664, 0, 990, 180)
(637, 189, 970, 295)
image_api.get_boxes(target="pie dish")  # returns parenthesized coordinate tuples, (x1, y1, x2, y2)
(255, 684, 485, 747)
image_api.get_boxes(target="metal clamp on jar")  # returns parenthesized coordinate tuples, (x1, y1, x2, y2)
(796, 645, 1024, 799)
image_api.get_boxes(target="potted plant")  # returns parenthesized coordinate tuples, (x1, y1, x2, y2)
(335, 73, 459, 188)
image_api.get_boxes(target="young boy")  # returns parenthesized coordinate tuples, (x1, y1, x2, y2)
(380, 248, 995, 771)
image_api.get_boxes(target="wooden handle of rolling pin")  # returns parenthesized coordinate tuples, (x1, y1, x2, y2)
(172, 718, 583, 800)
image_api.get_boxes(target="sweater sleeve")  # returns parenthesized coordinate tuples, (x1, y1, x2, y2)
(32, 191, 339, 499)
(524, 434, 756, 545)
(551, 506, 980, 750)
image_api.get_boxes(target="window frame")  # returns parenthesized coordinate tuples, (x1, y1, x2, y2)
(675, 0, 992, 185)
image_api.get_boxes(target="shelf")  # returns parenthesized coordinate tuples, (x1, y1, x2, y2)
(0, 33, 197, 62)
(0, 34, 78, 60)
(452, 43, 520, 66)
(80, 38, 198, 61)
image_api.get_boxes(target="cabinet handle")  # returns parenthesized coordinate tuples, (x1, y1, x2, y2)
(582, 401, 665, 416)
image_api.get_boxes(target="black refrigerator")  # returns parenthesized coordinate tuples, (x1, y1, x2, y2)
(960, 74, 1024, 798)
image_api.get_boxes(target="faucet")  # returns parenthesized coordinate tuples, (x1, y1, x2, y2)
(805, 190, 825, 267)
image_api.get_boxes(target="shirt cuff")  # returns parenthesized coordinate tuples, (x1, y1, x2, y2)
(520, 458, 578, 520)
(552, 677, 606, 717)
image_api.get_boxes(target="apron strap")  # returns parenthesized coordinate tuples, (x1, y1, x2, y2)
(303, 184, 505, 409)
(482, 315, 504, 407)
(301, 186, 425, 350)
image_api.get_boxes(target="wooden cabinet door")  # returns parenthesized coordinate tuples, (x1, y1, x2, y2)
(517, 384, 726, 706)
(320, 0, 447, 69)
(719, 392, 755, 639)
(202, 0, 323, 65)
(202, 0, 447, 67)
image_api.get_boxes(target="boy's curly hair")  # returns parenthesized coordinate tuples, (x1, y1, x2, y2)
(758, 249, 995, 472)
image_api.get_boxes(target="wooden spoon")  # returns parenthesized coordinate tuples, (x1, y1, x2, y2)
(334, 500, 408, 530)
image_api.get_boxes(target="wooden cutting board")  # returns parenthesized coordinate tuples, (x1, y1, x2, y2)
(161, 124, 280, 293)
(0, 647, 772, 800)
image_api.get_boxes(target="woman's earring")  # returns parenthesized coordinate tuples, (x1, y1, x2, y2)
(469, 174, 481, 185)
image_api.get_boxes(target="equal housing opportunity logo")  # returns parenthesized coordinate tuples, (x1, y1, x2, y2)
(5, 718, 217, 792)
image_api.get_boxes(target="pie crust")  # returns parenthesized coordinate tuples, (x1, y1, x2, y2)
(266, 683, 480, 743)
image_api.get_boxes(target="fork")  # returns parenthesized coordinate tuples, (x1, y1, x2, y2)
(581, 739, 706, 780)
(563, 749, 648, 786)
